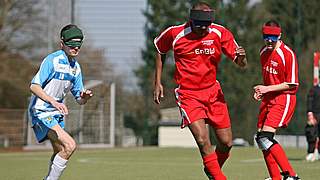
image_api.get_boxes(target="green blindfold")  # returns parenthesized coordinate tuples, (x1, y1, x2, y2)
(61, 26, 84, 42)
(64, 40, 83, 48)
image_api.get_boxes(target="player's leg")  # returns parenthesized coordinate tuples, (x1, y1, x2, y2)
(206, 81, 232, 168)
(317, 119, 320, 154)
(214, 127, 232, 168)
(255, 130, 281, 180)
(256, 126, 297, 178)
(189, 119, 226, 180)
(305, 123, 317, 161)
(44, 125, 76, 180)
(256, 103, 282, 179)
(44, 138, 62, 180)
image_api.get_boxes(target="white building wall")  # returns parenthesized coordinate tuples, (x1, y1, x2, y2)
(158, 127, 197, 148)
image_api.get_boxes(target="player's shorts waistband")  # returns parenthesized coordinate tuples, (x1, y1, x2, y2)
(178, 80, 219, 91)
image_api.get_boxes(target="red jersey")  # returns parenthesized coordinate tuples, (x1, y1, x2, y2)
(154, 23, 239, 90)
(260, 41, 299, 95)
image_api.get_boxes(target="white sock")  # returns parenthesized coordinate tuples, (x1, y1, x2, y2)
(45, 154, 68, 180)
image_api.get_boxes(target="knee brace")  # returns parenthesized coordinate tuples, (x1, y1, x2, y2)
(255, 131, 278, 151)
(305, 124, 317, 143)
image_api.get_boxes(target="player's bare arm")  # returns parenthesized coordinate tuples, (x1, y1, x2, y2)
(254, 82, 298, 95)
(153, 53, 165, 104)
(234, 46, 247, 67)
(77, 89, 93, 105)
(30, 84, 69, 115)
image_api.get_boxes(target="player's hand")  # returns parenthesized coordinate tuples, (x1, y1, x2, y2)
(254, 85, 269, 95)
(80, 89, 93, 100)
(52, 101, 69, 115)
(235, 46, 247, 67)
(253, 91, 263, 101)
(236, 46, 246, 56)
(153, 83, 164, 104)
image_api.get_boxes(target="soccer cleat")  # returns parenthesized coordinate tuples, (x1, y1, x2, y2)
(281, 172, 301, 180)
(305, 153, 314, 161)
(283, 176, 301, 180)
(264, 175, 301, 180)
(204, 168, 214, 180)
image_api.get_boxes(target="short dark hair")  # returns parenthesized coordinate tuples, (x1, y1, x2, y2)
(264, 20, 281, 28)
(60, 24, 79, 39)
(191, 1, 212, 11)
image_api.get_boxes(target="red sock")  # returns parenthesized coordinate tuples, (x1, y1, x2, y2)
(203, 152, 227, 180)
(215, 150, 230, 168)
(269, 144, 296, 176)
(263, 150, 281, 179)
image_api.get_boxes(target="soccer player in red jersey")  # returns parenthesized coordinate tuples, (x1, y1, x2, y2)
(253, 20, 300, 180)
(153, 2, 247, 180)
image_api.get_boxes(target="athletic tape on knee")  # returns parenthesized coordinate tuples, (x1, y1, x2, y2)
(255, 132, 277, 151)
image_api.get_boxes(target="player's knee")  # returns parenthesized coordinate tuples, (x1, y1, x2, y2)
(64, 139, 77, 156)
(223, 140, 233, 149)
(255, 131, 278, 151)
(195, 134, 210, 147)
(195, 134, 212, 155)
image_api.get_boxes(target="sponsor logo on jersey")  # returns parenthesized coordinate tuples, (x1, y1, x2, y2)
(71, 67, 77, 75)
(57, 65, 68, 72)
(47, 116, 52, 121)
(270, 60, 278, 67)
(195, 48, 215, 55)
(265, 65, 278, 74)
(201, 40, 214, 46)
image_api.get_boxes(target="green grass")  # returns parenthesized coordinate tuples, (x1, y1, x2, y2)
(0, 147, 319, 180)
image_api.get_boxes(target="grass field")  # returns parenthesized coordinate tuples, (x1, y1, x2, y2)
(0, 147, 319, 180)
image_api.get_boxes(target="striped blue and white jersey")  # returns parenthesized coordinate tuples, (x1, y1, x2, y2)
(28, 50, 84, 121)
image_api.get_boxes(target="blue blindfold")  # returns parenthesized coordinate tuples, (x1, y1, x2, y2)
(263, 34, 279, 42)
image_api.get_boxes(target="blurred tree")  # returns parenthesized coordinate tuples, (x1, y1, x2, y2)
(123, 91, 146, 145)
(0, 0, 46, 57)
(77, 47, 115, 81)
(0, 0, 44, 108)
(0, 52, 35, 108)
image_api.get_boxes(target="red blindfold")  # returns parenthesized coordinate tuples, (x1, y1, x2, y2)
(262, 26, 281, 36)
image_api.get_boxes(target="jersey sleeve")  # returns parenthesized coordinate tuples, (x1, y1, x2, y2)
(284, 49, 299, 85)
(31, 57, 54, 87)
(70, 64, 85, 100)
(220, 28, 239, 61)
(154, 27, 174, 54)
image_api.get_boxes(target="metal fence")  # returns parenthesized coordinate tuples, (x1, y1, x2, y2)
(0, 109, 27, 148)
(0, 81, 116, 149)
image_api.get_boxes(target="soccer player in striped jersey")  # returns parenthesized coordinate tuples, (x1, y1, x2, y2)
(153, 2, 247, 179)
(28, 24, 93, 180)
(253, 20, 300, 180)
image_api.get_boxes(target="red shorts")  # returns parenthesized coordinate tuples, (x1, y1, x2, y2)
(257, 94, 296, 129)
(175, 81, 231, 129)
